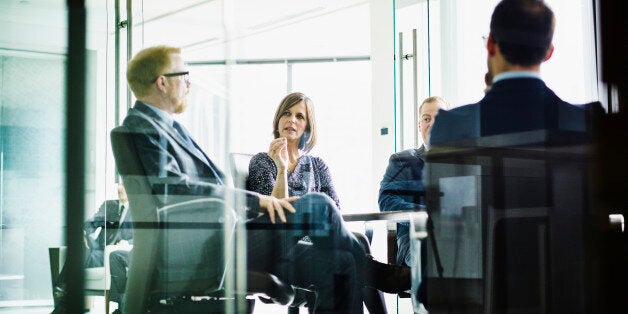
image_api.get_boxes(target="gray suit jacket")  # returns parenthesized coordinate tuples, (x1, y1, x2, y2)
(122, 101, 260, 212)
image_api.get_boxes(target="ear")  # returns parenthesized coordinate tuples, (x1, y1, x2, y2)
(155, 75, 167, 93)
(487, 35, 497, 56)
(543, 43, 554, 62)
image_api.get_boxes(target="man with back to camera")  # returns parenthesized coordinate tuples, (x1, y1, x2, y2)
(430, 0, 602, 144)
(426, 0, 603, 311)
(118, 45, 410, 313)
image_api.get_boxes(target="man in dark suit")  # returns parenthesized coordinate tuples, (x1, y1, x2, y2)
(84, 184, 132, 255)
(379, 96, 449, 267)
(425, 1, 603, 311)
(120, 45, 409, 313)
(101, 185, 132, 313)
(52, 184, 131, 313)
(378, 97, 449, 312)
(430, 0, 601, 144)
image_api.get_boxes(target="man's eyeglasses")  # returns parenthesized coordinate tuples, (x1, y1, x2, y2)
(155, 71, 190, 84)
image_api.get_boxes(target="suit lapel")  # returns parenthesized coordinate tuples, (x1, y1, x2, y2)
(410, 146, 426, 179)
(415, 145, 426, 160)
(134, 102, 212, 168)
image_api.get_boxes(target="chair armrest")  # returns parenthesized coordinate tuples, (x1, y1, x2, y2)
(341, 210, 424, 222)
(341, 211, 427, 263)
(341, 210, 429, 258)
(410, 212, 429, 240)
(104, 242, 133, 272)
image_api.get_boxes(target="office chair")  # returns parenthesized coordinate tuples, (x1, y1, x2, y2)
(424, 129, 603, 313)
(111, 126, 307, 313)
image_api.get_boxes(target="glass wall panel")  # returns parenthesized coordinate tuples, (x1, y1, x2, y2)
(0, 1, 69, 312)
(189, 64, 287, 167)
(433, 0, 597, 107)
(2, 0, 593, 313)
(0, 0, 110, 312)
(0, 0, 600, 313)
(291, 61, 373, 212)
(0, 50, 67, 309)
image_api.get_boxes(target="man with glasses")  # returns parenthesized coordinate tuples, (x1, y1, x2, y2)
(119, 45, 410, 313)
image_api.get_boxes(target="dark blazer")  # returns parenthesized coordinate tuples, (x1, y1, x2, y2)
(430, 77, 602, 144)
(122, 101, 260, 212)
(84, 200, 133, 249)
(378, 146, 426, 212)
(378, 146, 427, 265)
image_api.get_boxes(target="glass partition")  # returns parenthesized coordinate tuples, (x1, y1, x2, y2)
(0, 0, 69, 311)
(0, 0, 111, 311)
(0, 0, 603, 313)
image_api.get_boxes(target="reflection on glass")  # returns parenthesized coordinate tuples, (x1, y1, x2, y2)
(1, 50, 66, 305)
(0, 0, 602, 312)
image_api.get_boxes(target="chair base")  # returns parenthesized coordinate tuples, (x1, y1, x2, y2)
(148, 297, 255, 314)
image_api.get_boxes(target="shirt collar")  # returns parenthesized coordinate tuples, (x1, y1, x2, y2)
(143, 102, 174, 126)
(492, 71, 541, 84)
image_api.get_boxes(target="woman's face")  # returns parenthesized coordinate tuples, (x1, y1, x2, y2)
(278, 101, 308, 141)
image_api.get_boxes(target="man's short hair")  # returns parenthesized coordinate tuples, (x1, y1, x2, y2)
(490, 0, 555, 66)
(127, 45, 181, 98)
(419, 96, 450, 114)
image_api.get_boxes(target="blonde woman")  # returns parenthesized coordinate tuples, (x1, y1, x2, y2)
(248, 92, 389, 313)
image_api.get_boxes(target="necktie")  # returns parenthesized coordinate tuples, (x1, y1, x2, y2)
(173, 121, 194, 147)
(172, 121, 224, 185)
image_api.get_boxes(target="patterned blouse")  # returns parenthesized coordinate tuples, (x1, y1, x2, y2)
(246, 152, 341, 209)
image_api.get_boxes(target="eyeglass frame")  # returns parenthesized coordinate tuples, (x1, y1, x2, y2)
(154, 71, 190, 84)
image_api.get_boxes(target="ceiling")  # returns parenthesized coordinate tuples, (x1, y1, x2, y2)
(0, 0, 371, 59)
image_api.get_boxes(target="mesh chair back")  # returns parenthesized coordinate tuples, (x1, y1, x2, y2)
(229, 153, 253, 189)
(155, 198, 236, 297)
(111, 125, 238, 308)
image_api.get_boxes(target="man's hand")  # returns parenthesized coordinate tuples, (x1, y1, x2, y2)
(258, 195, 298, 224)
(117, 239, 130, 247)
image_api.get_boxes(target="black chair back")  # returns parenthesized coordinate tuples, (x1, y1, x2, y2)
(424, 129, 602, 313)
(229, 152, 254, 189)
